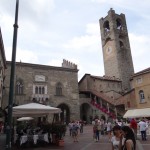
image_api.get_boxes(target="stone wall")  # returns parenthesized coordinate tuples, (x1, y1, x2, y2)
(79, 74, 122, 100)
(2, 61, 80, 121)
(131, 71, 150, 108)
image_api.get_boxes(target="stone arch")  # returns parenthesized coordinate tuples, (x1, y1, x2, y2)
(80, 103, 91, 123)
(104, 37, 111, 45)
(56, 103, 70, 124)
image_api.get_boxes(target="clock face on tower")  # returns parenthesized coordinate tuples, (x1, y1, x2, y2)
(35, 75, 45, 82)
(105, 46, 112, 55)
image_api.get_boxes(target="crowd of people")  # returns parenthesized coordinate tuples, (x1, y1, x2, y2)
(67, 118, 149, 150)
(68, 120, 84, 142)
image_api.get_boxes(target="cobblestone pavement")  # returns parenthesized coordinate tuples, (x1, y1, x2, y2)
(1, 125, 150, 150)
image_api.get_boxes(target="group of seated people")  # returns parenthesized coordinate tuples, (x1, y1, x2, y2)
(15, 123, 49, 147)
(18, 126, 43, 136)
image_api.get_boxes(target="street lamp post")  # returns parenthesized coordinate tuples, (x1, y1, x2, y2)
(5, 0, 19, 149)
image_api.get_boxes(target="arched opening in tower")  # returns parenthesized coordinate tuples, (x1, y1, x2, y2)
(103, 20, 110, 32)
(119, 41, 124, 48)
(116, 18, 122, 30)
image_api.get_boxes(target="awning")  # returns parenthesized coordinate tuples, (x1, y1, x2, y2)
(123, 108, 150, 118)
(13, 103, 62, 117)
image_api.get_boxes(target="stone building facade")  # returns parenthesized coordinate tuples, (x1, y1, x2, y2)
(79, 74, 122, 99)
(79, 74, 125, 122)
(79, 9, 136, 122)
(130, 68, 150, 109)
(2, 60, 80, 123)
(0, 28, 7, 113)
(2, 9, 149, 123)
(116, 68, 150, 112)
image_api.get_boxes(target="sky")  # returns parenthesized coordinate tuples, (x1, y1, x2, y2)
(0, 0, 150, 81)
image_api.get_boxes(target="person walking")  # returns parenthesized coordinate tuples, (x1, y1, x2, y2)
(130, 118, 137, 140)
(138, 119, 147, 141)
(68, 121, 73, 136)
(93, 119, 100, 142)
(106, 120, 112, 141)
(71, 122, 79, 142)
(79, 120, 84, 133)
(100, 119, 105, 135)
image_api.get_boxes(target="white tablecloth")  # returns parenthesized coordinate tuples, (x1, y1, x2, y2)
(20, 134, 49, 145)
(20, 135, 28, 145)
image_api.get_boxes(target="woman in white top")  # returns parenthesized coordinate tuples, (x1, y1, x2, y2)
(111, 125, 122, 150)
(106, 121, 112, 140)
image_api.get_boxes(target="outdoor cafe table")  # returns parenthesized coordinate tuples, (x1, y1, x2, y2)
(20, 133, 49, 145)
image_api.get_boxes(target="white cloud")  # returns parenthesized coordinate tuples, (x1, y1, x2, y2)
(0, 0, 150, 80)
(46, 59, 62, 67)
(129, 33, 149, 57)
(63, 35, 99, 50)
(63, 23, 100, 53)
(17, 49, 39, 63)
(6, 47, 38, 63)
(129, 33, 150, 72)
(26, 0, 55, 15)
(86, 23, 100, 35)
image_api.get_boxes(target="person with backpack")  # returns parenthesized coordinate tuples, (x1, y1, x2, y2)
(71, 122, 79, 142)
(93, 119, 100, 142)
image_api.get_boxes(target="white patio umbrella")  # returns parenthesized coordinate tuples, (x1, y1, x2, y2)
(17, 117, 34, 121)
(13, 103, 62, 117)
(123, 108, 150, 118)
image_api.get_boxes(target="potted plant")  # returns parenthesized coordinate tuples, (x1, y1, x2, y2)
(51, 124, 66, 146)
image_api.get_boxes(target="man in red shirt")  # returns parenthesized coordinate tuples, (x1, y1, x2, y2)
(130, 118, 137, 139)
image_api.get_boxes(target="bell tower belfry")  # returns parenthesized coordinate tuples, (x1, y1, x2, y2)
(99, 8, 134, 91)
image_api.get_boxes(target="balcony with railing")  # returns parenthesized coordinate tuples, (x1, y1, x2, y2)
(31, 94, 49, 104)
(90, 99, 116, 119)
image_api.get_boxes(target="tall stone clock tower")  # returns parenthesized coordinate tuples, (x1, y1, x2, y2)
(99, 8, 134, 91)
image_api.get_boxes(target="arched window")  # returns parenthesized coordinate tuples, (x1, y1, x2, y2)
(42, 87, 45, 94)
(35, 86, 38, 94)
(16, 79, 24, 95)
(56, 82, 63, 96)
(39, 87, 42, 94)
(139, 90, 145, 103)
(35, 86, 45, 94)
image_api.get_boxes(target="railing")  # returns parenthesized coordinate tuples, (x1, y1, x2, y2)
(31, 94, 49, 104)
(90, 100, 116, 119)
